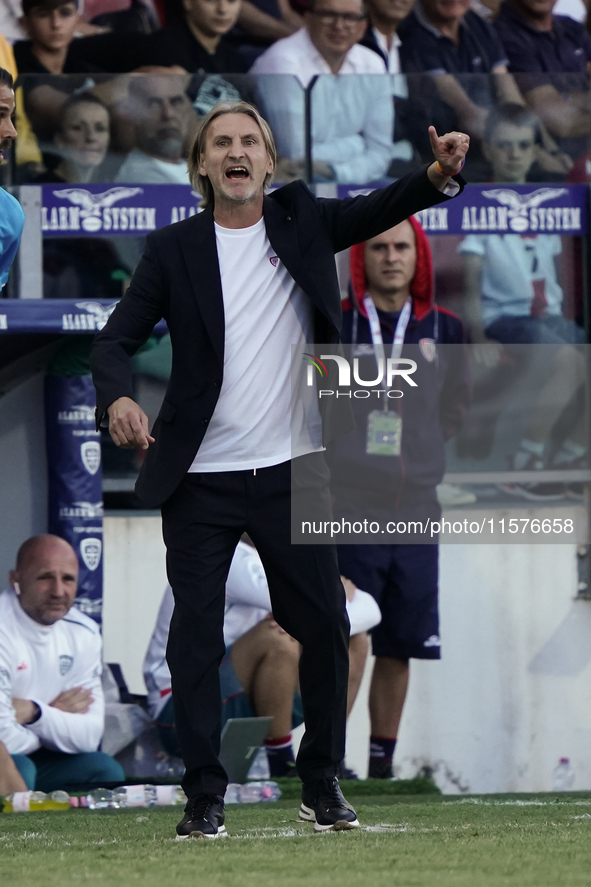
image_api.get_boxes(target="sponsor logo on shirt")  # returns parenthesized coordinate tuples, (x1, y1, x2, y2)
(59, 655, 74, 675)
(81, 441, 101, 476)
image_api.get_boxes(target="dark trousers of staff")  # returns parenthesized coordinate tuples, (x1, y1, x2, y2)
(161, 455, 350, 799)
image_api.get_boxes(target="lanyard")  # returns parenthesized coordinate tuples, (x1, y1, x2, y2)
(363, 295, 412, 359)
(358, 295, 412, 410)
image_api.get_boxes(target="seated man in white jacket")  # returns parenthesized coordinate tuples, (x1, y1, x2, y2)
(144, 538, 381, 778)
(1, 535, 124, 792)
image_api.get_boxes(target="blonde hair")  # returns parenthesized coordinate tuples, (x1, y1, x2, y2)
(189, 102, 277, 208)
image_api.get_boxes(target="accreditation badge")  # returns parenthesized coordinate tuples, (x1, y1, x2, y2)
(366, 410, 402, 456)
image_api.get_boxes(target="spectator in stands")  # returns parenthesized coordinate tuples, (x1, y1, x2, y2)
(14, 0, 89, 74)
(358, 0, 419, 174)
(332, 216, 468, 778)
(0, 535, 124, 792)
(34, 92, 111, 183)
(494, 0, 591, 146)
(114, 75, 193, 183)
(459, 103, 586, 497)
(139, 0, 248, 73)
(251, 0, 384, 81)
(361, 0, 415, 72)
(398, 0, 514, 142)
(144, 539, 381, 778)
(230, 0, 303, 67)
(251, 0, 395, 183)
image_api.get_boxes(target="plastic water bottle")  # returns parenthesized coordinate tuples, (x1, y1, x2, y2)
(84, 788, 116, 809)
(111, 784, 186, 808)
(1, 791, 70, 813)
(224, 784, 241, 804)
(552, 757, 575, 791)
(247, 747, 270, 780)
(153, 785, 186, 806)
(238, 781, 282, 803)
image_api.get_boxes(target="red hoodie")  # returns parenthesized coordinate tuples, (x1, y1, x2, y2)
(347, 215, 435, 321)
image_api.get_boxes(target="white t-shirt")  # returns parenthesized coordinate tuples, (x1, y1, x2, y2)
(0, 588, 104, 755)
(189, 217, 322, 472)
(458, 233, 563, 326)
(143, 541, 382, 719)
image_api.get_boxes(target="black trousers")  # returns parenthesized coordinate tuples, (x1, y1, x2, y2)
(161, 455, 350, 799)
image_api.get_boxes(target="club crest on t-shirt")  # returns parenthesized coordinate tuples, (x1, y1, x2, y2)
(269, 256, 279, 267)
(59, 655, 74, 675)
(419, 338, 436, 362)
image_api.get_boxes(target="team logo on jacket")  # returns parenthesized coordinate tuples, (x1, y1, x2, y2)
(59, 655, 74, 675)
(419, 338, 437, 363)
(81, 441, 101, 475)
(269, 256, 279, 267)
(80, 538, 102, 571)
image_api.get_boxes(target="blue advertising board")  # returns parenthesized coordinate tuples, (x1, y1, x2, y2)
(37, 182, 589, 237)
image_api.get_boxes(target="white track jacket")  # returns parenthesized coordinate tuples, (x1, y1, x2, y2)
(0, 588, 104, 755)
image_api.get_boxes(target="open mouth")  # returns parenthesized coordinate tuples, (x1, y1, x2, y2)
(225, 166, 250, 181)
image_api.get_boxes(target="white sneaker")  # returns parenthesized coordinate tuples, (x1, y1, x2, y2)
(436, 483, 477, 507)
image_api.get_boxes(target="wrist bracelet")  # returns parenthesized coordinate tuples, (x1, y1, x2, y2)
(436, 157, 465, 177)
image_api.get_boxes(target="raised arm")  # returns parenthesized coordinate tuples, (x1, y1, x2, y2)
(318, 128, 469, 254)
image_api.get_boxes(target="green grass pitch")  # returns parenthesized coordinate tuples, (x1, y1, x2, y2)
(2, 789, 591, 887)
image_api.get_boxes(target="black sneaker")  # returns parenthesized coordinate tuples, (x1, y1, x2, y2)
(176, 794, 227, 840)
(499, 481, 567, 501)
(368, 757, 393, 779)
(298, 777, 359, 832)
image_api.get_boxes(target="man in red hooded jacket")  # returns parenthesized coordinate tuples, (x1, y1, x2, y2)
(333, 216, 469, 779)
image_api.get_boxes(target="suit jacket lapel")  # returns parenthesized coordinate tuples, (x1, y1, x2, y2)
(263, 195, 339, 329)
(177, 206, 225, 367)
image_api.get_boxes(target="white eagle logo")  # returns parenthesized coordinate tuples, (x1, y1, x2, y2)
(73, 301, 119, 331)
(73, 501, 104, 519)
(482, 187, 568, 232)
(64, 404, 95, 422)
(53, 187, 143, 232)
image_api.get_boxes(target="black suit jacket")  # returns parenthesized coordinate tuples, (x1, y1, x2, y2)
(90, 167, 462, 507)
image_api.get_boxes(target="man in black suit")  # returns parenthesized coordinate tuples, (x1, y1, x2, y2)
(90, 102, 468, 838)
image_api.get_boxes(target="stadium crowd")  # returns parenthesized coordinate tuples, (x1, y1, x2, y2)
(0, 0, 588, 186)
